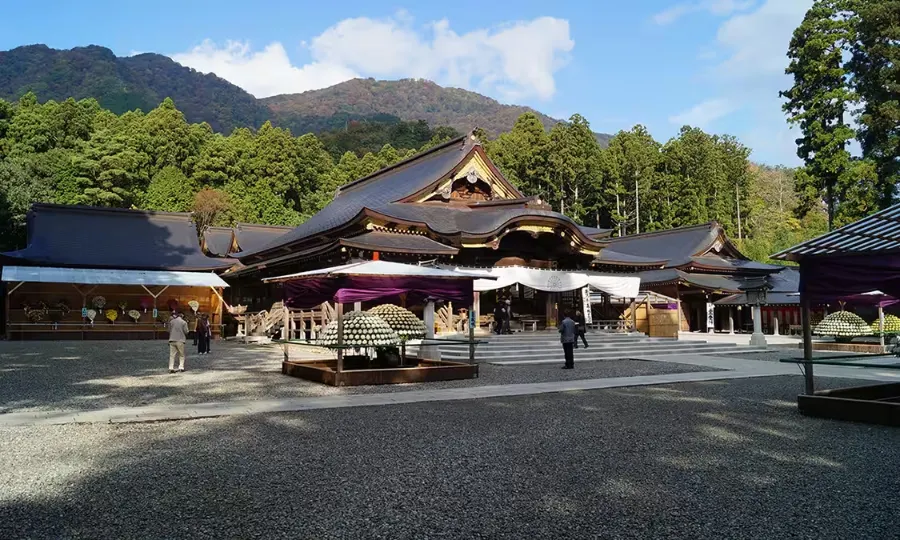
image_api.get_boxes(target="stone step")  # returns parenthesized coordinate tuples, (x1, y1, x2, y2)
(481, 346, 770, 365)
(438, 343, 746, 362)
(438, 338, 695, 351)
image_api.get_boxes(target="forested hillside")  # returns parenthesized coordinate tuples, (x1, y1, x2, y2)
(0, 45, 269, 132)
(0, 46, 611, 144)
(0, 92, 823, 263)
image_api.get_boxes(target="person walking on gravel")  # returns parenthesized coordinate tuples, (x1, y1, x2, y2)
(167, 312, 189, 373)
(559, 311, 577, 370)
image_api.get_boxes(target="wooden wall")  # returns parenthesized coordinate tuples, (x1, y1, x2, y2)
(6, 282, 223, 340)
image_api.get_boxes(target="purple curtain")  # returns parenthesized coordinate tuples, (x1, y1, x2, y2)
(800, 254, 900, 304)
(284, 276, 473, 309)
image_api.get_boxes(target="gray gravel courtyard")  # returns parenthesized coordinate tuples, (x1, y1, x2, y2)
(0, 340, 713, 413)
(1, 375, 898, 539)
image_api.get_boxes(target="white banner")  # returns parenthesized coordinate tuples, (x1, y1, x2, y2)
(582, 286, 593, 324)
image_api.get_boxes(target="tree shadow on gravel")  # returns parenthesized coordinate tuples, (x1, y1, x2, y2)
(1, 375, 898, 539)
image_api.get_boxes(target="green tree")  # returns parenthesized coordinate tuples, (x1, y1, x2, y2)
(849, 0, 900, 205)
(547, 114, 603, 221)
(143, 165, 197, 212)
(485, 113, 552, 201)
(782, 0, 859, 229)
(602, 126, 660, 235)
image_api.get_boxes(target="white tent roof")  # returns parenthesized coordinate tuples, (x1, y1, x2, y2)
(1, 266, 229, 288)
(263, 260, 486, 282)
(442, 265, 641, 298)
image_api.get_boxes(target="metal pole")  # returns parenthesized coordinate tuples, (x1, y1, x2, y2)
(801, 294, 814, 395)
(335, 302, 344, 385)
(468, 301, 475, 364)
(282, 303, 290, 362)
(878, 305, 885, 351)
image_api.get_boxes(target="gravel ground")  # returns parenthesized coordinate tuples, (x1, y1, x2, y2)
(0, 340, 714, 413)
(0, 375, 898, 539)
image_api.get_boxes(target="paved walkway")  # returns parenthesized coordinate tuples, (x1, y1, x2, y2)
(2, 352, 896, 427)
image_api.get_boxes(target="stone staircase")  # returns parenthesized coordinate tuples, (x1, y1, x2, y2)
(431, 331, 766, 365)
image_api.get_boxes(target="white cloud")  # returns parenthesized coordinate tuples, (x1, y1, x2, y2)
(653, 0, 756, 26)
(172, 40, 357, 98)
(714, 0, 811, 79)
(669, 98, 737, 128)
(171, 14, 574, 101)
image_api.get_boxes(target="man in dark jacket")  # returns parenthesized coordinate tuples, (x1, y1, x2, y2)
(559, 311, 577, 369)
(493, 303, 505, 335)
(574, 309, 589, 349)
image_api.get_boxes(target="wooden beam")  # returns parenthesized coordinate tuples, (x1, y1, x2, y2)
(801, 293, 814, 395)
(335, 302, 344, 385)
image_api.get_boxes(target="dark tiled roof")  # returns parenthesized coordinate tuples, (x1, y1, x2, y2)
(605, 222, 721, 265)
(594, 249, 667, 266)
(637, 269, 744, 293)
(688, 255, 782, 272)
(340, 231, 458, 255)
(579, 225, 614, 239)
(375, 203, 596, 238)
(233, 223, 293, 255)
(772, 203, 900, 260)
(3, 204, 231, 271)
(202, 227, 235, 257)
(715, 292, 799, 306)
(244, 135, 475, 257)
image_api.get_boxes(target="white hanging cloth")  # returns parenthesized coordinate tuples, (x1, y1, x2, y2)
(442, 265, 641, 298)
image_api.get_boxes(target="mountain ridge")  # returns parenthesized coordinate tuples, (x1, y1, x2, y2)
(0, 44, 611, 144)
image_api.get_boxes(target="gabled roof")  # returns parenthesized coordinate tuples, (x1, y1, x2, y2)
(202, 227, 235, 257)
(603, 221, 781, 272)
(3, 204, 231, 271)
(340, 231, 458, 255)
(243, 134, 479, 258)
(637, 268, 745, 293)
(772, 203, 900, 261)
(233, 223, 293, 255)
(604, 222, 723, 265)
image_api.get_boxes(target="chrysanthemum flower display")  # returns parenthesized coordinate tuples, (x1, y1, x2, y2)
(86, 309, 97, 323)
(128, 309, 142, 323)
(368, 304, 426, 340)
(317, 310, 399, 348)
(871, 314, 900, 335)
(813, 311, 873, 342)
(92, 296, 106, 310)
(188, 300, 200, 314)
(106, 309, 118, 323)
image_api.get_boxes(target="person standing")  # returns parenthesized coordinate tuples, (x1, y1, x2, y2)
(559, 311, 577, 369)
(167, 311, 189, 373)
(493, 302, 505, 335)
(197, 314, 212, 355)
(574, 309, 589, 349)
(502, 299, 513, 334)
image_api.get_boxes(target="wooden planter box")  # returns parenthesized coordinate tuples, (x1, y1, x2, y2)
(282, 357, 479, 386)
(798, 382, 900, 427)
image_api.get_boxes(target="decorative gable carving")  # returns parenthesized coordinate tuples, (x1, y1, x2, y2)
(417, 151, 520, 203)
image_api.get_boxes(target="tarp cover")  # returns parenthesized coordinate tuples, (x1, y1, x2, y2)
(1, 266, 229, 287)
(800, 254, 900, 303)
(266, 260, 479, 309)
(444, 265, 641, 297)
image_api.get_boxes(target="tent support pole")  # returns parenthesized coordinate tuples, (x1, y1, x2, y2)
(878, 305, 885, 351)
(282, 303, 290, 362)
(335, 302, 344, 385)
(5, 281, 23, 339)
(801, 294, 814, 395)
(468, 300, 475, 364)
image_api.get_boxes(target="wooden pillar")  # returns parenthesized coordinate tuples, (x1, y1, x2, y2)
(675, 285, 682, 338)
(473, 292, 481, 332)
(801, 294, 814, 395)
(630, 298, 637, 332)
(728, 308, 735, 335)
(335, 302, 344, 385)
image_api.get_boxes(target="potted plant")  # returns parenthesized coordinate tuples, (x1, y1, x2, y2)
(106, 309, 118, 324)
(128, 309, 142, 323)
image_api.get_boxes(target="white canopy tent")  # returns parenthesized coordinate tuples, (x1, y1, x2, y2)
(439, 265, 641, 298)
(1, 266, 229, 288)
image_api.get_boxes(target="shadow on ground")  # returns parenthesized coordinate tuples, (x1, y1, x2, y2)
(0, 375, 898, 539)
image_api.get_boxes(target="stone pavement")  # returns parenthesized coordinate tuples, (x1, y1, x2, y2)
(2, 351, 897, 427)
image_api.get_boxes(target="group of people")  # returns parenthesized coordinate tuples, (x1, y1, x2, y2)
(558, 309, 589, 369)
(166, 312, 213, 373)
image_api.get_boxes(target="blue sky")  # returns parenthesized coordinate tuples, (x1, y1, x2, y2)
(0, 0, 813, 165)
